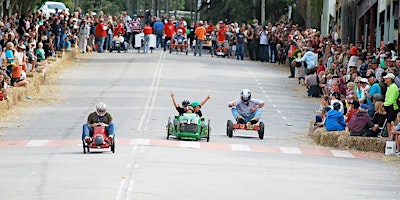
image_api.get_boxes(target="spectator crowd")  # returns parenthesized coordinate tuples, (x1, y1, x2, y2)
(0, 7, 399, 155)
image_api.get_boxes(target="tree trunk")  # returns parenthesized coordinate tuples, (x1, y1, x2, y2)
(305, 0, 311, 28)
(261, 0, 265, 26)
(165, 0, 170, 18)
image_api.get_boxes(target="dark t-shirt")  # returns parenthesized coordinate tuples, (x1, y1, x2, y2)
(237, 32, 245, 45)
(87, 112, 113, 124)
(176, 106, 203, 117)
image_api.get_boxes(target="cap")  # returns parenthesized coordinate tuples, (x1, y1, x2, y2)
(360, 104, 368, 110)
(366, 74, 376, 78)
(349, 47, 358, 55)
(360, 78, 368, 83)
(18, 44, 26, 49)
(383, 73, 395, 79)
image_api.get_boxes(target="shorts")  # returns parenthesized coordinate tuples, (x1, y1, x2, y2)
(384, 105, 398, 123)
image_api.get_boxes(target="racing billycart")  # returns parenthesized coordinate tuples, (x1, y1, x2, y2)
(166, 113, 210, 142)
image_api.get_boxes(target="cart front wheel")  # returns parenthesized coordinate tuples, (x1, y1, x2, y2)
(258, 122, 265, 140)
(227, 120, 233, 138)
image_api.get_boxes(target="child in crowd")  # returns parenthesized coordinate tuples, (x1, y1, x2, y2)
(64, 36, 71, 51)
(36, 42, 46, 62)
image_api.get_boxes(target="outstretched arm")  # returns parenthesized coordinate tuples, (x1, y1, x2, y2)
(170, 92, 179, 108)
(200, 95, 211, 106)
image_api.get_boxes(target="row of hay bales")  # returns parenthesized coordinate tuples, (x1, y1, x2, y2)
(309, 121, 387, 153)
(0, 49, 76, 111)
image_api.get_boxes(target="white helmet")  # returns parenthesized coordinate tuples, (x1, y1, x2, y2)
(96, 102, 107, 116)
(177, 29, 183, 35)
(240, 89, 251, 103)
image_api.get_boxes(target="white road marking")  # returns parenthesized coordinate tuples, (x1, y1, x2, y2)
(115, 178, 126, 200)
(277, 110, 281, 113)
(25, 140, 48, 147)
(130, 138, 150, 146)
(180, 141, 200, 148)
(330, 150, 354, 158)
(231, 144, 251, 151)
(268, 99, 272, 102)
(282, 116, 287, 120)
(272, 104, 277, 107)
(280, 147, 302, 154)
(138, 53, 165, 131)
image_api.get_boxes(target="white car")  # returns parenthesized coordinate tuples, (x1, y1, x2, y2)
(39, 1, 70, 18)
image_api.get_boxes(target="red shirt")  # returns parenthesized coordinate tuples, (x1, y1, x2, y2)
(143, 25, 153, 34)
(95, 22, 107, 37)
(217, 29, 226, 42)
(317, 64, 325, 74)
(113, 23, 125, 36)
(164, 23, 175, 37)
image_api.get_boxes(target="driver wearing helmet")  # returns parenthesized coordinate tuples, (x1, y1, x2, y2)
(172, 29, 187, 52)
(228, 89, 264, 124)
(82, 102, 116, 143)
(170, 92, 210, 116)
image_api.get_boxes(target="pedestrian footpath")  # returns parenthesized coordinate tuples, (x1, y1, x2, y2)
(0, 138, 383, 160)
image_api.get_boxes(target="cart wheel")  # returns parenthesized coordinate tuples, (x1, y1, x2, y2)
(207, 120, 210, 142)
(186, 50, 188, 55)
(110, 49, 112, 53)
(111, 140, 115, 153)
(258, 122, 265, 140)
(167, 117, 171, 140)
(227, 120, 233, 138)
(83, 141, 87, 154)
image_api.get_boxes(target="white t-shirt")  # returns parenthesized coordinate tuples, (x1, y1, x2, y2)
(232, 98, 264, 118)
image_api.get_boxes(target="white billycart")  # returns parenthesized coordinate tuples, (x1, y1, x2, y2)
(134, 33, 156, 53)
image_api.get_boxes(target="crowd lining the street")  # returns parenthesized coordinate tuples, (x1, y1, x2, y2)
(0, 8, 399, 155)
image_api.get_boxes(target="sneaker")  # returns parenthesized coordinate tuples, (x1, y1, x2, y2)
(236, 115, 246, 124)
(84, 137, 92, 143)
(106, 135, 114, 143)
(249, 117, 259, 125)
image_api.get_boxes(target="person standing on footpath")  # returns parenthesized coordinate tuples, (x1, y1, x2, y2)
(259, 26, 268, 62)
(163, 19, 175, 52)
(194, 21, 206, 57)
(236, 28, 245, 60)
(143, 23, 153, 53)
(78, 20, 90, 53)
(383, 73, 399, 141)
(152, 17, 164, 49)
(94, 18, 107, 53)
(51, 18, 62, 51)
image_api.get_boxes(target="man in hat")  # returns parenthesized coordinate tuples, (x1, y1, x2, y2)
(369, 58, 383, 81)
(383, 73, 399, 140)
(346, 104, 373, 136)
(365, 73, 382, 104)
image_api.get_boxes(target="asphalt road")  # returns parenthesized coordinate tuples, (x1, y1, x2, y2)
(0, 49, 399, 200)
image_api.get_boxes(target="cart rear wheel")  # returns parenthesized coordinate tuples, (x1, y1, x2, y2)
(111, 141, 115, 153)
(258, 122, 265, 140)
(83, 141, 87, 154)
(167, 117, 171, 140)
(207, 120, 210, 142)
(227, 120, 233, 138)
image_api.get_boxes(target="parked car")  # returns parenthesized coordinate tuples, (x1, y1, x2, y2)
(39, 1, 70, 18)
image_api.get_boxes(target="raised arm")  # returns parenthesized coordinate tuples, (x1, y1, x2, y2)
(200, 95, 211, 106)
(170, 92, 179, 108)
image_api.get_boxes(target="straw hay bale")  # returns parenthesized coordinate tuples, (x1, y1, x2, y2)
(309, 120, 387, 153)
